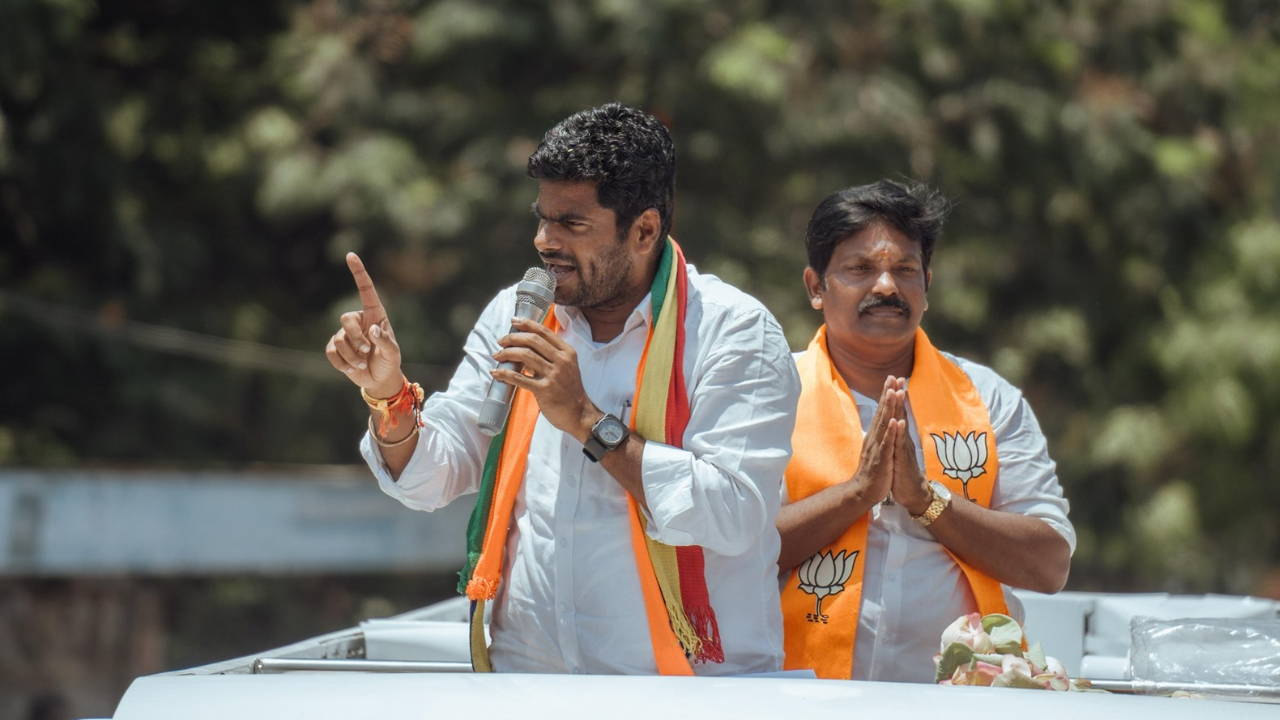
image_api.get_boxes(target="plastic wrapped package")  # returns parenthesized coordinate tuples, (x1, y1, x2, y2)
(1129, 617, 1280, 699)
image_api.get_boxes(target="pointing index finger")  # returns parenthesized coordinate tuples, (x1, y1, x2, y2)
(346, 252, 386, 323)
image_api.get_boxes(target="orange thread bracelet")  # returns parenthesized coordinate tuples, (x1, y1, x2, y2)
(361, 378, 425, 437)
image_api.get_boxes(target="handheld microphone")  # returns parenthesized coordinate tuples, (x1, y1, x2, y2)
(477, 267, 557, 436)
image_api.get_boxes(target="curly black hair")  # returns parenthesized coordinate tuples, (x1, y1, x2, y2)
(806, 179, 952, 285)
(527, 103, 676, 242)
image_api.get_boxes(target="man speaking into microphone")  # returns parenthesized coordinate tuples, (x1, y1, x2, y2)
(324, 103, 800, 675)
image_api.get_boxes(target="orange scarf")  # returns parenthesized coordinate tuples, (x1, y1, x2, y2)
(464, 239, 718, 675)
(781, 326, 1008, 679)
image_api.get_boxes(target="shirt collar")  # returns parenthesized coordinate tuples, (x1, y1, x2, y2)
(553, 291, 654, 347)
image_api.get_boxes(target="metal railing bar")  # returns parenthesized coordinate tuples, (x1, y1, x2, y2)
(252, 658, 473, 674)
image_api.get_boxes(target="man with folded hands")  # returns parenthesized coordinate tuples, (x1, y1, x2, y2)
(778, 180, 1075, 683)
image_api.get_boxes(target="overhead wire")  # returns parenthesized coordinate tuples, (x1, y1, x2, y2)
(0, 291, 454, 387)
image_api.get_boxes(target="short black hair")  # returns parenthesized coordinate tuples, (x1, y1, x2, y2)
(806, 179, 951, 281)
(527, 103, 676, 241)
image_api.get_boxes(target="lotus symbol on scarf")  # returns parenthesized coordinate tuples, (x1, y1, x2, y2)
(797, 549, 857, 624)
(930, 431, 988, 500)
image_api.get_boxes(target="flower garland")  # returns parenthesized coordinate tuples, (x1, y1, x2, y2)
(934, 613, 1097, 691)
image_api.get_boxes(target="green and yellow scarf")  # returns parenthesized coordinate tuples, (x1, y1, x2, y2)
(458, 238, 723, 674)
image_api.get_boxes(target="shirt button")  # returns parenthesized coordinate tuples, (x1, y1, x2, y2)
(887, 573, 897, 581)
(558, 602, 568, 612)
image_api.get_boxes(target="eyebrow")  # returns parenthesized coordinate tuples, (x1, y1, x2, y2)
(530, 202, 589, 224)
(847, 250, 923, 264)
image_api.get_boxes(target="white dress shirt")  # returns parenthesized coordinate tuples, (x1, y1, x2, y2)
(363, 264, 800, 675)
(788, 350, 1075, 683)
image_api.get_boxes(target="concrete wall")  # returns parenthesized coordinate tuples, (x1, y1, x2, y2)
(0, 468, 475, 720)
(1, 469, 474, 576)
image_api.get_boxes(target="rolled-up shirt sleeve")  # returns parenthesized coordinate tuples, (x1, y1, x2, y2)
(359, 289, 516, 512)
(979, 369, 1077, 555)
(638, 306, 801, 556)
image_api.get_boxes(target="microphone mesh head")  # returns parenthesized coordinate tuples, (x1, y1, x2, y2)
(517, 266, 556, 311)
(523, 266, 555, 290)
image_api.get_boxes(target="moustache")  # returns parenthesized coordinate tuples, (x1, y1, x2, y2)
(858, 295, 911, 315)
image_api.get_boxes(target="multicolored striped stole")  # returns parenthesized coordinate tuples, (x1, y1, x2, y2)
(459, 237, 723, 674)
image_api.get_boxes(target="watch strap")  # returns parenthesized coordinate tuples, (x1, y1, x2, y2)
(582, 413, 627, 463)
(583, 435, 609, 462)
(911, 484, 950, 526)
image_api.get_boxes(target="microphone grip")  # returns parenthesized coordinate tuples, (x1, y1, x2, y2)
(478, 360, 521, 436)
(476, 299, 550, 436)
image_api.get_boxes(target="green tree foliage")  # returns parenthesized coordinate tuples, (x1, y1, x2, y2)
(3, 0, 1279, 594)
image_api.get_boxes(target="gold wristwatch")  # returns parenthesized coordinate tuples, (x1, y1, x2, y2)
(911, 481, 952, 526)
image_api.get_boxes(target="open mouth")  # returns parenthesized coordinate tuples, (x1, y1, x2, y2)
(544, 262, 577, 282)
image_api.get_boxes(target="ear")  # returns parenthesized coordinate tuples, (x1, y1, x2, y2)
(803, 267, 824, 310)
(630, 208, 663, 256)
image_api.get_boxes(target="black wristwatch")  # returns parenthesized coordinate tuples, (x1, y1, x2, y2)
(583, 413, 629, 462)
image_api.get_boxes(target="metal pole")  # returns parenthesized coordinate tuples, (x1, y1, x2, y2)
(1086, 679, 1280, 703)
(252, 658, 473, 674)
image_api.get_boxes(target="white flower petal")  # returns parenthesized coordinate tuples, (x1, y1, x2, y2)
(1045, 657, 1067, 676)
(975, 432, 988, 467)
(815, 552, 836, 587)
(839, 550, 857, 583)
(966, 433, 981, 470)
(940, 615, 967, 650)
(1002, 655, 1032, 677)
(954, 434, 972, 469)
(931, 433, 949, 469)
(798, 555, 815, 586)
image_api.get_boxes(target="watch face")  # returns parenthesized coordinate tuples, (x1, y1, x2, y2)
(597, 417, 627, 445)
(930, 481, 953, 502)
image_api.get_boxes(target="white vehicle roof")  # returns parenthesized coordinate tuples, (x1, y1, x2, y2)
(110, 592, 1280, 719)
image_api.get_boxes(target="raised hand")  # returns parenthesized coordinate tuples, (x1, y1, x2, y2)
(889, 378, 932, 513)
(847, 377, 901, 506)
(776, 376, 905, 572)
(325, 252, 404, 398)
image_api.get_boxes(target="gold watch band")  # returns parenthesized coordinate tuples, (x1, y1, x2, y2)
(911, 484, 950, 527)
